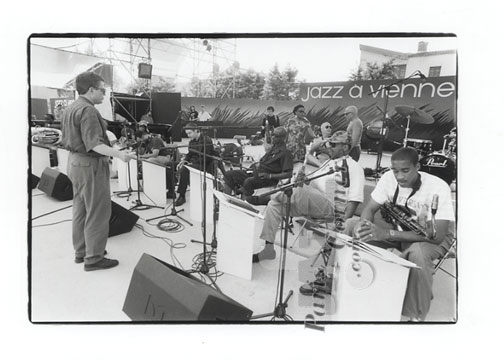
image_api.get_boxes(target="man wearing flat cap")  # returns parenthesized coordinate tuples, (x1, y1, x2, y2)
(223, 127, 293, 203)
(255, 131, 365, 266)
(175, 122, 216, 206)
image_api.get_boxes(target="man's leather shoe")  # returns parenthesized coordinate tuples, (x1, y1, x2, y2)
(84, 257, 119, 271)
(75, 250, 107, 264)
(167, 191, 176, 199)
(175, 196, 186, 206)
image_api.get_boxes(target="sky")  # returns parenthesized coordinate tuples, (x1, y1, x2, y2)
(30, 35, 457, 88)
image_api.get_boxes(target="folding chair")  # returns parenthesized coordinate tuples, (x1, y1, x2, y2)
(433, 239, 457, 279)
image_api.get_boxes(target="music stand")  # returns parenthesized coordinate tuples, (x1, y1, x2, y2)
(130, 139, 163, 211)
(145, 146, 193, 226)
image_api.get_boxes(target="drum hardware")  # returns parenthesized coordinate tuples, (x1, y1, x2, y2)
(419, 152, 456, 185)
(405, 138, 433, 158)
(367, 71, 427, 178)
(394, 105, 435, 152)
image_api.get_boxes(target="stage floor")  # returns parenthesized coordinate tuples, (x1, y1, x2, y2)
(29, 142, 456, 323)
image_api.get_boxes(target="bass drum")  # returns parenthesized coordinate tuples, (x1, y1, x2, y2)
(420, 153, 456, 185)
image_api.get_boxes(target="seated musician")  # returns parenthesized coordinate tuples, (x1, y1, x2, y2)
(255, 131, 364, 263)
(222, 127, 293, 203)
(175, 122, 216, 206)
(136, 129, 180, 199)
(346, 147, 455, 321)
(306, 121, 333, 167)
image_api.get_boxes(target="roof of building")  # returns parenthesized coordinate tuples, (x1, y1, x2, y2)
(359, 44, 456, 59)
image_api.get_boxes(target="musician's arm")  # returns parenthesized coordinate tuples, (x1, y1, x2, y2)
(388, 219, 450, 245)
(345, 201, 360, 220)
(306, 153, 323, 167)
(360, 198, 381, 222)
(140, 148, 159, 159)
(268, 170, 293, 181)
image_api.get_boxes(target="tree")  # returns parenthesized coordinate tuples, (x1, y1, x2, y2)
(236, 69, 265, 99)
(151, 76, 176, 93)
(349, 59, 399, 81)
(263, 64, 300, 100)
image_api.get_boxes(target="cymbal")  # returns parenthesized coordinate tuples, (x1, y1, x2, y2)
(394, 105, 434, 124)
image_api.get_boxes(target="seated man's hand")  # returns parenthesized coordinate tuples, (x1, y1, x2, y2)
(353, 220, 389, 242)
(294, 169, 310, 187)
(257, 172, 270, 180)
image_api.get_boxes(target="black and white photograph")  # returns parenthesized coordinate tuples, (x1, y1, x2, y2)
(29, 34, 457, 323)
(3, 1, 504, 358)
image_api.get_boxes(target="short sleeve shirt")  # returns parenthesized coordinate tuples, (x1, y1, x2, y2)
(284, 117, 313, 162)
(310, 157, 364, 203)
(61, 96, 110, 157)
(371, 171, 455, 227)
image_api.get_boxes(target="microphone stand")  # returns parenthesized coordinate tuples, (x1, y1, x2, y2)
(251, 167, 336, 321)
(367, 70, 424, 178)
(130, 139, 163, 211)
(188, 149, 236, 250)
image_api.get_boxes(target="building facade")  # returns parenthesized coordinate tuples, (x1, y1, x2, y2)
(359, 42, 456, 79)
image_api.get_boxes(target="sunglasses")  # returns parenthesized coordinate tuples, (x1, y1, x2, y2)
(343, 112, 352, 116)
(323, 125, 332, 129)
(94, 87, 106, 94)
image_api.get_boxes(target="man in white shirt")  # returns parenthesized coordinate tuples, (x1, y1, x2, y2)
(256, 131, 365, 264)
(349, 147, 455, 321)
(199, 105, 212, 121)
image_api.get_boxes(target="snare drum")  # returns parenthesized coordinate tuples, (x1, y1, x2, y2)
(406, 139, 433, 157)
(419, 153, 456, 185)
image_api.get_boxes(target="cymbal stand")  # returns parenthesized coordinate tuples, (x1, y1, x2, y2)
(367, 71, 424, 177)
(403, 115, 412, 147)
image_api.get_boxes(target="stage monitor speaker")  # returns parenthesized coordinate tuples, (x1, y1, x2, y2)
(109, 201, 139, 237)
(31, 174, 40, 189)
(152, 92, 182, 142)
(123, 253, 253, 321)
(138, 63, 152, 79)
(38, 167, 73, 201)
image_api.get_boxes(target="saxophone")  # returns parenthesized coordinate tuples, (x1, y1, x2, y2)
(380, 202, 432, 239)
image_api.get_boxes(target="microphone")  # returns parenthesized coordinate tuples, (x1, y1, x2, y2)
(417, 71, 427, 80)
(431, 194, 439, 215)
(430, 194, 438, 239)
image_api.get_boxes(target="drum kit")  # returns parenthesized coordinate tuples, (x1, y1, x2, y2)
(371, 105, 457, 185)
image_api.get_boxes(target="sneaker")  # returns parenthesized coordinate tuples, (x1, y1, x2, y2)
(299, 277, 332, 296)
(75, 250, 107, 264)
(252, 246, 276, 263)
(84, 257, 119, 271)
(299, 269, 332, 295)
(175, 195, 186, 206)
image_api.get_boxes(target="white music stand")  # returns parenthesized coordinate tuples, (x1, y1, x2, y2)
(298, 231, 418, 321)
(56, 147, 70, 175)
(142, 160, 167, 207)
(32, 144, 52, 177)
(185, 165, 215, 223)
(117, 159, 138, 191)
(214, 191, 264, 280)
